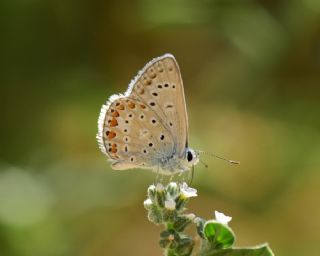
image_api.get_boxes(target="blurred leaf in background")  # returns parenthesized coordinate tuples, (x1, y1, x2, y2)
(1, 0, 320, 255)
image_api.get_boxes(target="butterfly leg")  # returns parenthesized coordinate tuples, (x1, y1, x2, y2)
(183, 166, 194, 186)
(189, 165, 195, 185)
(155, 166, 165, 184)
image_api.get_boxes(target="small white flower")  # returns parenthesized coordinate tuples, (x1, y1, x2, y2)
(148, 184, 156, 190)
(180, 182, 197, 198)
(214, 210, 232, 225)
(164, 199, 176, 210)
(143, 198, 153, 207)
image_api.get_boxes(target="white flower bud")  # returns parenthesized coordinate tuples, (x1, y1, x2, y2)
(164, 199, 176, 210)
(143, 198, 153, 208)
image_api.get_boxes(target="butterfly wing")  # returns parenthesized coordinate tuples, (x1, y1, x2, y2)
(129, 54, 188, 157)
(97, 97, 176, 170)
(97, 54, 188, 171)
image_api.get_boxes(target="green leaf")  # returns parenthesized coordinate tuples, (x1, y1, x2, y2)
(204, 244, 274, 256)
(204, 221, 235, 249)
(172, 215, 193, 232)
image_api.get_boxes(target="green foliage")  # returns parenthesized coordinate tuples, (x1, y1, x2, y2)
(144, 183, 274, 256)
(204, 244, 273, 256)
(203, 221, 235, 249)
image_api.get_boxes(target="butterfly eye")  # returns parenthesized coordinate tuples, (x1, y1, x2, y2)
(187, 150, 193, 162)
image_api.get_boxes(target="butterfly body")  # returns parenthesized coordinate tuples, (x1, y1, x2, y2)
(97, 54, 199, 175)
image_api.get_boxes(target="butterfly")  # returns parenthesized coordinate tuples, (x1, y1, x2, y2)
(97, 53, 199, 175)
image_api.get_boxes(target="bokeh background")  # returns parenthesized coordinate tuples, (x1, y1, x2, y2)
(1, 0, 320, 255)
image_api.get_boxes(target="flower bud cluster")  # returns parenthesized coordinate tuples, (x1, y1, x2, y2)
(144, 182, 197, 225)
(143, 182, 197, 255)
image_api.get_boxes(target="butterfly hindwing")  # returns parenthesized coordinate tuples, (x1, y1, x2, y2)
(99, 97, 175, 170)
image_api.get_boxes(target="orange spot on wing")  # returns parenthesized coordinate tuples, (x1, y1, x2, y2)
(140, 104, 146, 109)
(111, 143, 117, 153)
(111, 110, 120, 117)
(138, 88, 144, 94)
(107, 131, 116, 139)
(128, 101, 136, 109)
(109, 117, 118, 127)
(144, 79, 152, 85)
(116, 104, 125, 110)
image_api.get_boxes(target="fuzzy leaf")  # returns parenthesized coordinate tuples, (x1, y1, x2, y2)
(204, 221, 235, 249)
(203, 244, 274, 256)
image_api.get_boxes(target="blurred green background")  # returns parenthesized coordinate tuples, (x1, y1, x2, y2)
(1, 0, 320, 255)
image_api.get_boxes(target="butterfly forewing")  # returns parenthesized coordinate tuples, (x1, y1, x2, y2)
(129, 55, 188, 157)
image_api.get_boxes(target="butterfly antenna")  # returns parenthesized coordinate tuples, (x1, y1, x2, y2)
(198, 150, 240, 165)
(199, 159, 209, 169)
